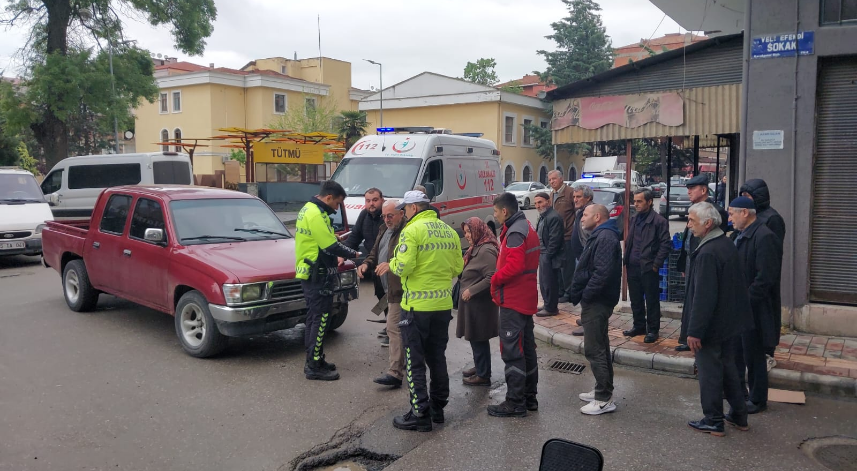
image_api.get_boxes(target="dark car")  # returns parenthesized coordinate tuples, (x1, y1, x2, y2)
(658, 185, 714, 218)
(648, 182, 666, 199)
(592, 188, 637, 237)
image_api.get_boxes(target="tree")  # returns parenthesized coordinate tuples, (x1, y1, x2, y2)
(1, 0, 218, 167)
(16, 142, 40, 175)
(228, 149, 245, 165)
(0, 99, 21, 166)
(536, 0, 613, 87)
(463, 58, 499, 86)
(335, 110, 367, 150)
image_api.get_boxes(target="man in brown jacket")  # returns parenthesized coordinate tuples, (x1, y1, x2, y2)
(547, 170, 575, 302)
(358, 200, 406, 388)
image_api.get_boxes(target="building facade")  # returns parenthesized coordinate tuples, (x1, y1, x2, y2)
(359, 72, 582, 187)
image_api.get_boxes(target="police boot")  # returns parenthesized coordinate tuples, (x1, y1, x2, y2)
(393, 410, 432, 432)
(319, 354, 336, 372)
(304, 359, 340, 381)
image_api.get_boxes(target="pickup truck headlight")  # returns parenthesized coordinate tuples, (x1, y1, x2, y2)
(338, 270, 357, 289)
(35, 224, 46, 235)
(222, 283, 267, 305)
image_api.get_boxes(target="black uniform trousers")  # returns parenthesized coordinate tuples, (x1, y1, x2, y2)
(301, 276, 335, 363)
(400, 309, 452, 417)
(695, 336, 748, 426)
(499, 307, 538, 407)
(539, 254, 562, 313)
(627, 263, 662, 334)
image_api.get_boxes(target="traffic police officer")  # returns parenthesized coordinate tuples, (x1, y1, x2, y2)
(295, 181, 360, 381)
(386, 190, 463, 432)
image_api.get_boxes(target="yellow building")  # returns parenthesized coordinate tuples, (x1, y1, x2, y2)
(134, 58, 372, 183)
(358, 72, 583, 186)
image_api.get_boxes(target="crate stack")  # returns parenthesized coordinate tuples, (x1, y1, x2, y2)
(658, 261, 669, 301)
(667, 233, 686, 303)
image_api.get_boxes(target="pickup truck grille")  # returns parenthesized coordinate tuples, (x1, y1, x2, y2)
(269, 280, 304, 301)
(0, 231, 32, 240)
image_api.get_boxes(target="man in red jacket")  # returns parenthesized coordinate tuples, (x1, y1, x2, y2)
(487, 192, 540, 418)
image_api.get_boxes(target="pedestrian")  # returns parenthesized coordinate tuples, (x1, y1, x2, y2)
(739, 178, 786, 367)
(388, 190, 463, 432)
(547, 170, 575, 303)
(457, 217, 500, 387)
(676, 174, 730, 351)
(343, 188, 388, 344)
(729, 196, 783, 414)
(716, 176, 727, 206)
(534, 192, 565, 317)
(622, 188, 672, 343)
(295, 181, 361, 381)
(569, 204, 622, 415)
(359, 200, 407, 389)
(684, 202, 753, 437)
(570, 183, 595, 336)
(487, 192, 540, 418)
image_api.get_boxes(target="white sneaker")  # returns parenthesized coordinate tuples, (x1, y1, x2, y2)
(766, 355, 777, 372)
(580, 399, 617, 415)
(578, 390, 596, 402)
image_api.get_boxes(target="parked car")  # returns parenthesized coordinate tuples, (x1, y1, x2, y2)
(504, 181, 547, 209)
(41, 186, 358, 358)
(0, 167, 54, 257)
(658, 185, 714, 218)
(574, 177, 626, 190)
(592, 188, 636, 238)
(648, 182, 666, 199)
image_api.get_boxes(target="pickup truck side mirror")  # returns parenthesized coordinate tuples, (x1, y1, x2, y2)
(423, 182, 437, 201)
(46, 193, 59, 206)
(144, 228, 166, 245)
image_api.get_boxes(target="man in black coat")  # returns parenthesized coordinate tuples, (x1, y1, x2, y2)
(569, 205, 622, 416)
(343, 188, 387, 340)
(729, 197, 782, 414)
(622, 188, 672, 343)
(534, 192, 565, 317)
(684, 202, 753, 437)
(676, 174, 730, 352)
(740, 178, 786, 359)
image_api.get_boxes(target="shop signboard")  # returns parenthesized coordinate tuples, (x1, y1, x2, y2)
(552, 92, 684, 131)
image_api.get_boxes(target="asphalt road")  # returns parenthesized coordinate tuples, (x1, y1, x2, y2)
(2, 254, 856, 471)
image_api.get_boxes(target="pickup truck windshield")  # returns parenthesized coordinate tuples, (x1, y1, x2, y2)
(331, 157, 422, 197)
(170, 199, 292, 245)
(0, 174, 44, 203)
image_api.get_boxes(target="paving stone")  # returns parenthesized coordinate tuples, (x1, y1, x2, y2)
(824, 358, 857, 370)
(824, 350, 843, 359)
(790, 345, 808, 355)
(793, 335, 812, 347)
(778, 334, 796, 347)
(841, 347, 857, 361)
(826, 338, 845, 352)
(789, 354, 826, 367)
(807, 343, 826, 357)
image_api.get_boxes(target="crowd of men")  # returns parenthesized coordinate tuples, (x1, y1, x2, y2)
(295, 173, 785, 436)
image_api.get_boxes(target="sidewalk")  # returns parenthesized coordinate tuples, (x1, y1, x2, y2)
(534, 301, 857, 397)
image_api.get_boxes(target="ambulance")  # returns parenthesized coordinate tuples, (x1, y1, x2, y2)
(331, 127, 503, 241)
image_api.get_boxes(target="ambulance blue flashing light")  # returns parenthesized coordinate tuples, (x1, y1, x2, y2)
(581, 173, 598, 178)
(377, 127, 395, 133)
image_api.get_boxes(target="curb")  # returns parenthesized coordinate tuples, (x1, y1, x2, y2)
(615, 304, 683, 320)
(535, 325, 857, 397)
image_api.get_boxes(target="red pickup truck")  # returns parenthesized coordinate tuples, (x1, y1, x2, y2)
(42, 186, 358, 358)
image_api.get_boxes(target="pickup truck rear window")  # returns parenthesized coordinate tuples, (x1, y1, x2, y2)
(100, 195, 132, 234)
(68, 164, 142, 189)
(153, 161, 191, 185)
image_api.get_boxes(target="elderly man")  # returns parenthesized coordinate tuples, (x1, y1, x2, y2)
(570, 184, 595, 336)
(569, 204, 622, 415)
(359, 200, 407, 389)
(547, 170, 575, 302)
(623, 188, 672, 343)
(534, 192, 565, 317)
(729, 196, 782, 414)
(676, 175, 730, 351)
(684, 202, 753, 436)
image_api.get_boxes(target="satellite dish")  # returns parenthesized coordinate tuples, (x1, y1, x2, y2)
(124, 131, 134, 140)
(370, 86, 376, 91)
(157, 53, 162, 58)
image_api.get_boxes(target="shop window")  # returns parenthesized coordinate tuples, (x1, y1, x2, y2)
(822, 0, 857, 24)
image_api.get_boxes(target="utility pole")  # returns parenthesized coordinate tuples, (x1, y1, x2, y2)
(364, 59, 383, 127)
(108, 39, 136, 154)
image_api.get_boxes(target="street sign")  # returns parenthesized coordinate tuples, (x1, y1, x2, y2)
(253, 142, 325, 165)
(753, 130, 785, 150)
(751, 31, 814, 59)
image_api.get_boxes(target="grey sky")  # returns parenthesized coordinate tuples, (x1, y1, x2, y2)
(1, 0, 683, 89)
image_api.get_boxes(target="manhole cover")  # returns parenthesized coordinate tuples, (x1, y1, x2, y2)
(800, 436, 857, 471)
(548, 360, 586, 375)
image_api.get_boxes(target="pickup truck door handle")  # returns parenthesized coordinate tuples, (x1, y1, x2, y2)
(122, 249, 132, 257)
(92, 242, 100, 249)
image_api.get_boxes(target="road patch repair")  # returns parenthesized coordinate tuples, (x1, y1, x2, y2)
(800, 436, 857, 471)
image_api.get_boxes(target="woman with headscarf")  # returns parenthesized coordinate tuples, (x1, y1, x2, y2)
(456, 217, 500, 386)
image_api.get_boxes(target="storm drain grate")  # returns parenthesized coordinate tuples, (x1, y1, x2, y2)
(548, 360, 586, 375)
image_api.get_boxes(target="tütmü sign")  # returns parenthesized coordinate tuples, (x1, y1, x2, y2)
(253, 142, 325, 165)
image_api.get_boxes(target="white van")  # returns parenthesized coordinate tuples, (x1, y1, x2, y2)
(0, 168, 54, 257)
(40, 152, 193, 219)
(331, 130, 502, 238)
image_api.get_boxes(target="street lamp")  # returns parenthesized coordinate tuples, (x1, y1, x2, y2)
(363, 59, 382, 128)
(109, 39, 137, 154)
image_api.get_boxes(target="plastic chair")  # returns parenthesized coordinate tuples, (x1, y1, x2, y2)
(539, 438, 604, 471)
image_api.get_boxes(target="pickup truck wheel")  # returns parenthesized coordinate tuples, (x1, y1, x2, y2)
(175, 291, 228, 358)
(328, 303, 348, 331)
(63, 260, 99, 312)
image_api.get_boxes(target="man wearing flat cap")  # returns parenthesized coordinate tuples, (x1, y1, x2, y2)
(729, 196, 782, 415)
(676, 175, 730, 352)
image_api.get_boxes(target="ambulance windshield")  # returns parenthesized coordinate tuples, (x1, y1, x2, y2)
(331, 157, 422, 198)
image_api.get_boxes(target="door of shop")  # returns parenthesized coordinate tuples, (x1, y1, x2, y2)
(810, 56, 857, 305)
